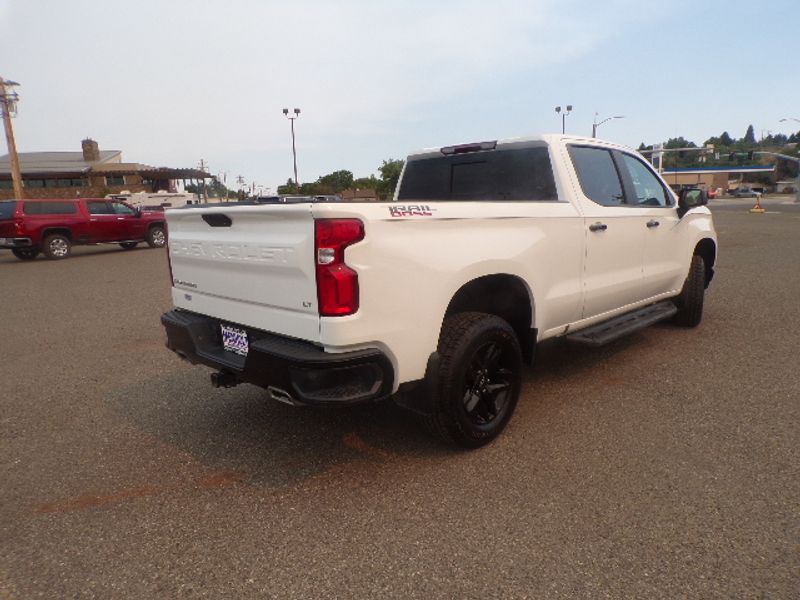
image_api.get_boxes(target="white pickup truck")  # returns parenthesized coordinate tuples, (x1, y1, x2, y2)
(161, 134, 716, 448)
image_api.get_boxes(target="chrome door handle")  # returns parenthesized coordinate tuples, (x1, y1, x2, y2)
(589, 222, 608, 232)
(647, 220, 660, 228)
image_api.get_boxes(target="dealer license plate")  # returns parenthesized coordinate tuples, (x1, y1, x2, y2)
(221, 324, 248, 356)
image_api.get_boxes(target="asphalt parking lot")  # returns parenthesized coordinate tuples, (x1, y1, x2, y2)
(1, 197, 798, 599)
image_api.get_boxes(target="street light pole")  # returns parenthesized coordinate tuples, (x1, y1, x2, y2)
(282, 107, 301, 191)
(0, 77, 24, 200)
(555, 105, 572, 134)
(777, 119, 800, 203)
(592, 113, 625, 138)
(755, 150, 800, 204)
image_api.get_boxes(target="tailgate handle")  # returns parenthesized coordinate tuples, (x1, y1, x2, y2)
(202, 214, 232, 227)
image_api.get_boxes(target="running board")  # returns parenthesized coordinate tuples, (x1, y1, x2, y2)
(566, 301, 678, 347)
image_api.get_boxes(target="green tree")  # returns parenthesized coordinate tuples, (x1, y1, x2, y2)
(743, 125, 756, 145)
(299, 182, 321, 195)
(664, 137, 697, 149)
(317, 170, 354, 193)
(353, 175, 380, 189)
(719, 131, 734, 146)
(376, 159, 404, 199)
(277, 178, 299, 195)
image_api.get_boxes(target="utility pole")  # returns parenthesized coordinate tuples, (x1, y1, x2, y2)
(197, 159, 209, 201)
(0, 77, 24, 199)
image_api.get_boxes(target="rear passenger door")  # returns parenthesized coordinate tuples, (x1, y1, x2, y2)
(567, 145, 648, 319)
(85, 200, 118, 242)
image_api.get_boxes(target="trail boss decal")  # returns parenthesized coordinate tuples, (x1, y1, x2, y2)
(389, 205, 436, 217)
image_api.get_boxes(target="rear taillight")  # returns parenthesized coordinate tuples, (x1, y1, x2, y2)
(315, 219, 364, 316)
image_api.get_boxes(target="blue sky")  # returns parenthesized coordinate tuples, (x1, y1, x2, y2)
(1, 0, 798, 192)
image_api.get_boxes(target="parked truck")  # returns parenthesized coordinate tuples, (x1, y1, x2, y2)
(161, 134, 717, 447)
(0, 197, 166, 260)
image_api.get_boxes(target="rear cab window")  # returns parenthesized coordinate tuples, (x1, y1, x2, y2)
(398, 143, 558, 201)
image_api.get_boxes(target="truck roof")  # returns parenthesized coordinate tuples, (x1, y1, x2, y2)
(406, 134, 635, 160)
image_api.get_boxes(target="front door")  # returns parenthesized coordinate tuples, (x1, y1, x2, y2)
(567, 145, 648, 319)
(108, 201, 144, 240)
(616, 152, 687, 299)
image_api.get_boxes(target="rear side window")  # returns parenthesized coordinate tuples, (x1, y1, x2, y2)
(0, 201, 17, 220)
(397, 146, 557, 201)
(568, 146, 625, 206)
(23, 201, 78, 215)
(87, 201, 113, 215)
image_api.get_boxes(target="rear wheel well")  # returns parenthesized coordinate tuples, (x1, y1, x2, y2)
(444, 274, 535, 363)
(41, 228, 73, 242)
(694, 238, 716, 288)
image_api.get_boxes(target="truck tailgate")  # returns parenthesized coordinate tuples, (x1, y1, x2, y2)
(166, 204, 320, 342)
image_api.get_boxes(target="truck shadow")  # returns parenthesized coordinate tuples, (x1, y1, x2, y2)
(1, 245, 161, 265)
(108, 334, 647, 490)
(108, 367, 446, 488)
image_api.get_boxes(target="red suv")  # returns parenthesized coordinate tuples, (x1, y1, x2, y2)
(0, 198, 167, 260)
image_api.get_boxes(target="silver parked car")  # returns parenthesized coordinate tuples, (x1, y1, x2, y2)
(733, 187, 762, 199)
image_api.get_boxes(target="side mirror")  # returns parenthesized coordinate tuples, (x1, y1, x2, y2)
(678, 188, 708, 217)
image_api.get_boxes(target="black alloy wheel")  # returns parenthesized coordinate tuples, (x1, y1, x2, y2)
(461, 339, 516, 427)
(427, 312, 523, 448)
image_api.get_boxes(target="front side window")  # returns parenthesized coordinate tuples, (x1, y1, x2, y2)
(620, 154, 671, 207)
(110, 202, 136, 215)
(397, 146, 557, 201)
(568, 146, 625, 206)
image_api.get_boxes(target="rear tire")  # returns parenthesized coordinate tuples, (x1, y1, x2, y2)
(12, 248, 39, 261)
(425, 312, 522, 449)
(673, 254, 705, 327)
(120, 242, 138, 250)
(146, 225, 166, 248)
(42, 234, 72, 260)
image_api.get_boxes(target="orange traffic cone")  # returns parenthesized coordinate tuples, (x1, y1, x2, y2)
(749, 195, 765, 214)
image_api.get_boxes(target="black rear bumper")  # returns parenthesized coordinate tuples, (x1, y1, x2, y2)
(161, 309, 394, 405)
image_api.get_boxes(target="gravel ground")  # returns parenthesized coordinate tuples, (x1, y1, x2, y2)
(1, 198, 798, 599)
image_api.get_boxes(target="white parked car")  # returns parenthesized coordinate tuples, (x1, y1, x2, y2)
(161, 134, 717, 448)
